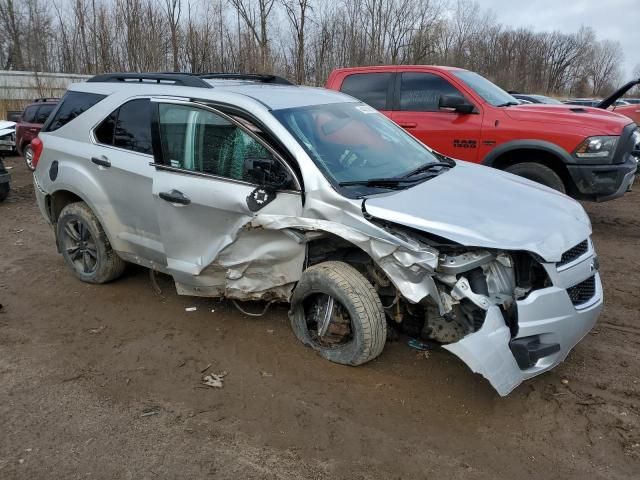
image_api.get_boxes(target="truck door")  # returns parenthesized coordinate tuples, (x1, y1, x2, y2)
(391, 72, 483, 162)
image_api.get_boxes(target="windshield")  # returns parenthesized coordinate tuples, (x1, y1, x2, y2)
(272, 102, 445, 192)
(453, 71, 519, 107)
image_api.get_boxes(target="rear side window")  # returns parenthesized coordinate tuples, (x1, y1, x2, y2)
(340, 73, 393, 110)
(43, 91, 106, 132)
(399, 72, 465, 112)
(34, 104, 55, 124)
(22, 105, 38, 123)
(95, 99, 153, 155)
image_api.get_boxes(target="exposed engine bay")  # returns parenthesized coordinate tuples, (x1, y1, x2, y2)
(305, 230, 550, 347)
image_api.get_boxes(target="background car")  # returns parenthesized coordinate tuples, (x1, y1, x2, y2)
(510, 93, 563, 104)
(15, 98, 58, 170)
(564, 98, 601, 106)
(0, 120, 16, 155)
(596, 78, 640, 126)
(326, 66, 638, 201)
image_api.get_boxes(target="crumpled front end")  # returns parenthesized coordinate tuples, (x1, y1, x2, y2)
(437, 239, 603, 396)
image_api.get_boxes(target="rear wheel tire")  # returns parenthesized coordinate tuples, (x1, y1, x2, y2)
(289, 261, 386, 366)
(56, 202, 125, 284)
(505, 162, 566, 193)
(24, 145, 35, 171)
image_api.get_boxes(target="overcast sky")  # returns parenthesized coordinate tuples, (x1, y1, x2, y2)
(484, 0, 639, 78)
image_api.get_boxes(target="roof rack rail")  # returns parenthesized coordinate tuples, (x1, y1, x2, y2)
(197, 73, 293, 85)
(33, 97, 59, 103)
(87, 73, 212, 88)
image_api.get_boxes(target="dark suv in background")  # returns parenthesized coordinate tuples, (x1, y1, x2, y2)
(16, 98, 58, 170)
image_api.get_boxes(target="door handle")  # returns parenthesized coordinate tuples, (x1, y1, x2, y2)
(398, 122, 417, 129)
(159, 189, 191, 205)
(91, 156, 111, 168)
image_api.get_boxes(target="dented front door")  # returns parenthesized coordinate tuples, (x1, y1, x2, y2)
(152, 100, 305, 299)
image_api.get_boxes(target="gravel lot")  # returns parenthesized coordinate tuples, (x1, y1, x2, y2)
(1, 155, 638, 479)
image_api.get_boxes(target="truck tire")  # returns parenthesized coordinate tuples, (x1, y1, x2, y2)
(289, 261, 387, 366)
(56, 202, 125, 284)
(505, 162, 566, 193)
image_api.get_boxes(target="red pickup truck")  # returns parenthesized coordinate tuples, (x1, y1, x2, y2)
(326, 66, 639, 201)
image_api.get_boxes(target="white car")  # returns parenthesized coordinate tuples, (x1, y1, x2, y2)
(0, 120, 16, 155)
(31, 73, 602, 395)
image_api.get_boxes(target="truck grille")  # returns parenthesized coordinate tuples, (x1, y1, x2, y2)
(558, 240, 588, 267)
(567, 276, 596, 306)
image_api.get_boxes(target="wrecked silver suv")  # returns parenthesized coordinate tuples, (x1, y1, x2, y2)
(32, 73, 602, 395)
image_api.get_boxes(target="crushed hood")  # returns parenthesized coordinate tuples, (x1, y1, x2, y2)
(0, 121, 15, 134)
(503, 104, 631, 134)
(363, 161, 591, 262)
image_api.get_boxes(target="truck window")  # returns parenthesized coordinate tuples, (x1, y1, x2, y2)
(399, 73, 465, 112)
(340, 73, 393, 110)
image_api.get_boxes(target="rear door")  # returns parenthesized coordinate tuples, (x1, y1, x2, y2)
(337, 71, 395, 120)
(151, 99, 305, 298)
(391, 71, 483, 162)
(89, 98, 164, 264)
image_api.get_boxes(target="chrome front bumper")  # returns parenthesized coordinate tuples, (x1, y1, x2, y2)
(445, 250, 602, 396)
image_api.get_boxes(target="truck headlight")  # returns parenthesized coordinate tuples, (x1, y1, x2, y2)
(574, 136, 618, 160)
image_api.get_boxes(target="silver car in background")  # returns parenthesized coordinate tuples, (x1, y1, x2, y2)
(32, 73, 602, 395)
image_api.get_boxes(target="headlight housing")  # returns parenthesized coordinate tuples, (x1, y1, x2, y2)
(573, 136, 618, 160)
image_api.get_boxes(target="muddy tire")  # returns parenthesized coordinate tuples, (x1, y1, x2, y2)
(56, 202, 125, 284)
(24, 145, 35, 171)
(505, 162, 566, 193)
(289, 261, 386, 366)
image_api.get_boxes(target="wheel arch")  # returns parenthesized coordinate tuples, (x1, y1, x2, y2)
(482, 141, 574, 193)
(46, 186, 121, 254)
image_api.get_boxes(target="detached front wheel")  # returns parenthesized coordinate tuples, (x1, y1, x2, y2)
(289, 261, 386, 366)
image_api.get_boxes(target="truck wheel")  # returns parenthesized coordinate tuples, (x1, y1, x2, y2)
(0, 183, 8, 202)
(24, 145, 35, 171)
(505, 162, 566, 193)
(289, 261, 387, 366)
(56, 202, 125, 284)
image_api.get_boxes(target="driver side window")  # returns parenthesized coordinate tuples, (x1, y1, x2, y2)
(399, 72, 465, 112)
(158, 103, 293, 188)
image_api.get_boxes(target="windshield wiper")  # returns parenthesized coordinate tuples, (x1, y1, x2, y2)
(338, 177, 423, 188)
(400, 161, 454, 179)
(496, 101, 520, 107)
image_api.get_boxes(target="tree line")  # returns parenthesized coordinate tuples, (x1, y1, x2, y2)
(0, 0, 635, 97)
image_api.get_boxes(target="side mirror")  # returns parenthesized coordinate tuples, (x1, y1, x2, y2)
(439, 95, 475, 114)
(243, 157, 293, 189)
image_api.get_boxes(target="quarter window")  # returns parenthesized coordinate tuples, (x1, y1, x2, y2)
(43, 91, 106, 132)
(340, 73, 393, 110)
(94, 99, 153, 155)
(158, 103, 293, 187)
(399, 72, 465, 112)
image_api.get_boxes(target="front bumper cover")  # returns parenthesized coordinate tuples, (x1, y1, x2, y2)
(444, 272, 602, 396)
(567, 153, 637, 202)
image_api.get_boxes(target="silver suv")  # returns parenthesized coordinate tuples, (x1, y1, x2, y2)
(32, 73, 602, 395)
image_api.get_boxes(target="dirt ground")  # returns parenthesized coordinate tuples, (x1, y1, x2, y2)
(0, 154, 638, 479)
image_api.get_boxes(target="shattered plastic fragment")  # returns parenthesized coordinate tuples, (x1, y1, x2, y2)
(202, 371, 227, 388)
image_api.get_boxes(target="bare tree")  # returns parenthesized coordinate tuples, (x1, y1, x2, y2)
(165, 0, 182, 72)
